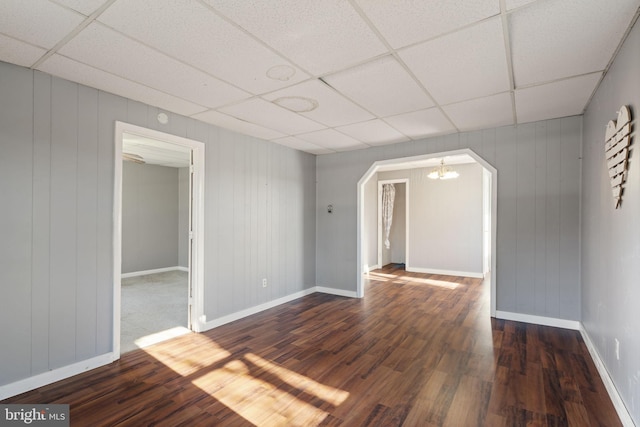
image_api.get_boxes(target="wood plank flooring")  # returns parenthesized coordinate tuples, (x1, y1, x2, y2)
(2, 265, 621, 426)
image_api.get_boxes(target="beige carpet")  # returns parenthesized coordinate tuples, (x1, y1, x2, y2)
(120, 270, 189, 354)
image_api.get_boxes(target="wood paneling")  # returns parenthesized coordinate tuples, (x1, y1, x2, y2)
(2, 266, 620, 426)
(0, 61, 316, 390)
(317, 117, 582, 320)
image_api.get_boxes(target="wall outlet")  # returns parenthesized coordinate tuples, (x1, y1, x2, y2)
(262, 278, 267, 288)
(615, 338, 620, 360)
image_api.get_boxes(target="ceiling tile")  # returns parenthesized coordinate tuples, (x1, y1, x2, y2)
(203, 0, 386, 75)
(0, 0, 84, 49)
(510, 0, 640, 86)
(355, 0, 498, 48)
(58, 22, 250, 109)
(98, 0, 308, 95)
(219, 98, 325, 135)
(272, 136, 334, 155)
(296, 128, 370, 151)
(400, 17, 510, 105)
(324, 56, 434, 117)
(191, 109, 286, 141)
(336, 119, 409, 146)
(384, 108, 457, 139)
(443, 93, 513, 131)
(263, 79, 374, 127)
(0, 34, 46, 67)
(515, 73, 602, 124)
(38, 54, 207, 116)
(505, 0, 539, 10)
(51, 0, 109, 16)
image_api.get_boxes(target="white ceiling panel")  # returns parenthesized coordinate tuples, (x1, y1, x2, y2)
(505, 0, 539, 10)
(272, 136, 334, 155)
(263, 79, 374, 127)
(0, 0, 84, 49)
(515, 73, 602, 124)
(38, 54, 208, 116)
(355, 0, 499, 48)
(58, 23, 250, 109)
(51, 0, 110, 16)
(510, 0, 640, 86)
(98, 0, 308, 95)
(400, 17, 510, 105)
(0, 34, 46, 68)
(297, 128, 370, 152)
(443, 92, 513, 131)
(336, 119, 409, 145)
(384, 108, 457, 139)
(191, 109, 286, 141)
(219, 98, 326, 135)
(203, 0, 386, 75)
(324, 56, 434, 117)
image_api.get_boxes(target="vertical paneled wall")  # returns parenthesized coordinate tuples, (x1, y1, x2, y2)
(582, 17, 640, 424)
(317, 117, 582, 320)
(0, 61, 316, 387)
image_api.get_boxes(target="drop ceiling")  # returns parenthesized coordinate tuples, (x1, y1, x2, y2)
(2, 0, 639, 155)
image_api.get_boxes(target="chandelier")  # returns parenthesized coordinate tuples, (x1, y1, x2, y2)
(427, 159, 459, 180)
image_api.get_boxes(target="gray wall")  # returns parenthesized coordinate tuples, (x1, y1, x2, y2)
(317, 117, 581, 320)
(0, 61, 316, 387)
(416, 163, 482, 274)
(122, 162, 179, 274)
(363, 173, 378, 270)
(582, 17, 640, 424)
(379, 163, 483, 275)
(178, 166, 189, 268)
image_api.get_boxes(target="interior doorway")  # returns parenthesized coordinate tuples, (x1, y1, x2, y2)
(113, 121, 205, 358)
(357, 149, 497, 316)
(377, 179, 408, 270)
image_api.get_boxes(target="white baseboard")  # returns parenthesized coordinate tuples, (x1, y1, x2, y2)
(0, 353, 115, 401)
(406, 266, 483, 279)
(176, 266, 188, 272)
(363, 264, 380, 274)
(315, 286, 359, 298)
(121, 266, 185, 278)
(495, 311, 580, 330)
(579, 324, 634, 427)
(201, 288, 317, 331)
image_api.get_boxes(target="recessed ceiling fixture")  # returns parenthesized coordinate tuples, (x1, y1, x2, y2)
(272, 96, 319, 113)
(428, 159, 459, 180)
(266, 65, 296, 81)
(123, 153, 145, 164)
(157, 112, 169, 124)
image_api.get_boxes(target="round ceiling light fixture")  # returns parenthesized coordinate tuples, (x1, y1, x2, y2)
(272, 96, 319, 113)
(266, 64, 296, 81)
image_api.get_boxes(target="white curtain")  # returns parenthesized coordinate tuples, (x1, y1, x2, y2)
(382, 183, 396, 249)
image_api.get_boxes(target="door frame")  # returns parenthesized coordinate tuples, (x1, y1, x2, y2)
(357, 148, 497, 316)
(113, 121, 205, 359)
(377, 179, 409, 269)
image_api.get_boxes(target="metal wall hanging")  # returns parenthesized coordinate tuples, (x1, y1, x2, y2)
(605, 105, 632, 209)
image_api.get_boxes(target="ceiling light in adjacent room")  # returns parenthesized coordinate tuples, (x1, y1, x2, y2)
(272, 96, 319, 113)
(266, 65, 296, 81)
(428, 159, 459, 180)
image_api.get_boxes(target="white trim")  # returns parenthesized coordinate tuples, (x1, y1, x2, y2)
(315, 286, 359, 298)
(406, 266, 484, 279)
(357, 149, 498, 314)
(201, 288, 317, 331)
(580, 324, 635, 427)
(495, 311, 580, 330)
(113, 121, 206, 354)
(121, 266, 185, 279)
(0, 353, 114, 400)
(177, 266, 188, 272)
(364, 264, 380, 273)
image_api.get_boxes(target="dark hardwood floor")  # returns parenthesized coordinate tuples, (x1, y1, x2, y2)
(3, 265, 620, 426)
